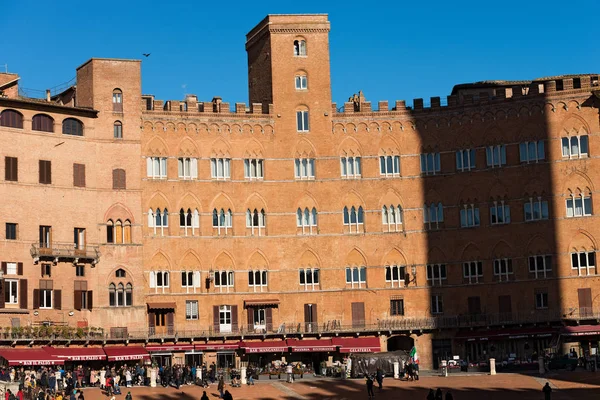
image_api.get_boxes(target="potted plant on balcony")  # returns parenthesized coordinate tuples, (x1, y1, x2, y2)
(3, 327, 10, 339)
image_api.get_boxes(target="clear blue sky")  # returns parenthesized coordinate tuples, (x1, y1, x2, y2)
(2, 0, 597, 107)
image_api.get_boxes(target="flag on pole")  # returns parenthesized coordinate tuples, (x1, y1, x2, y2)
(409, 346, 419, 363)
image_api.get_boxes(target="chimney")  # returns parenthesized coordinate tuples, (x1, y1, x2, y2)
(46, 89, 51, 102)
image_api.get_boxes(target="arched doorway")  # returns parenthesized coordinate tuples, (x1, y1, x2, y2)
(387, 335, 414, 351)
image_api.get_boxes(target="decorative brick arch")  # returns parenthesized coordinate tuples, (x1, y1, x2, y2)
(103, 203, 135, 224)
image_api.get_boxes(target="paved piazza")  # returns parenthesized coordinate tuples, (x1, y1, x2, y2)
(71, 372, 600, 399)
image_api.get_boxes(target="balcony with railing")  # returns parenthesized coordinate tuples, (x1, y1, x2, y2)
(30, 242, 100, 265)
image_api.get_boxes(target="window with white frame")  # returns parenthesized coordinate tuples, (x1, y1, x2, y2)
(214, 271, 234, 288)
(293, 39, 307, 56)
(424, 202, 444, 229)
(523, 197, 549, 221)
(219, 305, 232, 332)
(149, 271, 170, 289)
(343, 206, 364, 232)
(40, 289, 52, 309)
(6, 262, 17, 275)
(561, 135, 589, 158)
(486, 145, 506, 168)
(146, 157, 167, 179)
(382, 205, 402, 232)
(385, 265, 406, 287)
(463, 261, 483, 284)
(571, 251, 596, 276)
(490, 200, 511, 225)
(244, 159, 264, 179)
(212, 208, 232, 234)
(420, 153, 441, 175)
(431, 294, 443, 314)
(246, 209, 266, 236)
(4, 279, 18, 304)
(535, 291, 548, 309)
(248, 270, 268, 290)
(178, 157, 198, 180)
(253, 308, 266, 328)
(493, 258, 513, 281)
(519, 141, 545, 163)
(379, 155, 400, 176)
(294, 158, 315, 179)
(186, 300, 199, 320)
(296, 110, 309, 132)
(427, 264, 447, 286)
(210, 158, 231, 179)
(179, 208, 200, 235)
(340, 156, 361, 178)
(456, 149, 476, 171)
(297, 207, 317, 234)
(460, 204, 480, 227)
(345, 266, 367, 288)
(528, 255, 552, 279)
(299, 268, 320, 290)
(181, 271, 201, 291)
(295, 75, 307, 90)
(148, 208, 169, 235)
(566, 192, 592, 217)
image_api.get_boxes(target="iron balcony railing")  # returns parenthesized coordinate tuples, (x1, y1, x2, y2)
(30, 242, 100, 264)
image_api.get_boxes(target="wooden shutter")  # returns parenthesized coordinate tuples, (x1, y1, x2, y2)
(167, 311, 174, 329)
(87, 291, 93, 310)
(17, 262, 23, 276)
(19, 280, 27, 309)
(231, 305, 238, 332)
(40, 264, 44, 277)
(498, 295, 512, 320)
(213, 306, 220, 333)
(247, 307, 254, 331)
(74, 291, 82, 311)
(304, 304, 310, 323)
(1, 262, 6, 275)
(578, 288, 593, 317)
(351, 302, 365, 328)
(39, 160, 44, 183)
(4, 157, 9, 181)
(33, 289, 40, 309)
(73, 164, 85, 187)
(54, 289, 61, 310)
(46, 161, 52, 184)
(468, 297, 481, 315)
(266, 308, 273, 331)
(0, 283, 4, 309)
(148, 312, 155, 328)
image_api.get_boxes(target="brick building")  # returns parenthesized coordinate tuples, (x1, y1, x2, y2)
(0, 14, 599, 370)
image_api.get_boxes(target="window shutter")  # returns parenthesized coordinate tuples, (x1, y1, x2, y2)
(167, 311, 174, 327)
(193, 271, 201, 288)
(0, 283, 4, 308)
(1, 262, 6, 275)
(74, 290, 82, 311)
(178, 159, 183, 177)
(112, 170, 118, 189)
(40, 264, 44, 277)
(146, 158, 152, 177)
(247, 307, 254, 330)
(39, 160, 44, 183)
(17, 262, 23, 276)
(160, 158, 167, 178)
(213, 306, 220, 333)
(19, 279, 27, 309)
(304, 304, 310, 324)
(54, 289, 61, 310)
(191, 158, 198, 179)
(149, 272, 156, 288)
(148, 312, 155, 328)
(351, 302, 365, 328)
(120, 170, 126, 189)
(231, 305, 238, 332)
(33, 289, 40, 309)
(266, 308, 273, 331)
(311, 304, 317, 326)
(87, 291, 93, 310)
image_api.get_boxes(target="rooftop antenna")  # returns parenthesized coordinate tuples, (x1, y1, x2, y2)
(0, 64, 7, 73)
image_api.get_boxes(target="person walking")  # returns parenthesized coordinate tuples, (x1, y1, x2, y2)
(375, 368, 383, 391)
(543, 382, 552, 400)
(217, 376, 225, 398)
(286, 363, 294, 383)
(366, 375, 375, 399)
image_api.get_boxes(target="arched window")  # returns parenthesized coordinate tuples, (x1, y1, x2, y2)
(109, 283, 116, 306)
(293, 40, 307, 56)
(106, 220, 114, 243)
(213, 208, 232, 235)
(116, 268, 126, 278)
(113, 89, 123, 112)
(296, 109, 309, 132)
(112, 169, 126, 189)
(123, 220, 132, 243)
(295, 74, 308, 90)
(115, 220, 123, 244)
(382, 204, 403, 232)
(155, 208, 162, 227)
(148, 208, 155, 227)
(114, 121, 123, 139)
(32, 114, 54, 132)
(0, 109, 23, 128)
(117, 283, 125, 306)
(125, 283, 132, 306)
(344, 205, 364, 233)
(62, 118, 83, 136)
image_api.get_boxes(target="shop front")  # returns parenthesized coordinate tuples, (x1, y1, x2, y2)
(560, 325, 600, 359)
(0, 348, 64, 367)
(195, 343, 239, 371)
(103, 346, 150, 366)
(286, 338, 336, 374)
(146, 344, 194, 367)
(44, 346, 106, 370)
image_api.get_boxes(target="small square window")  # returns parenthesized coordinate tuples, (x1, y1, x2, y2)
(5, 223, 17, 240)
(75, 265, 85, 277)
(41, 264, 51, 278)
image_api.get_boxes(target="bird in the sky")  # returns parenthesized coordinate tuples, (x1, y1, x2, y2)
(143, 53, 151, 57)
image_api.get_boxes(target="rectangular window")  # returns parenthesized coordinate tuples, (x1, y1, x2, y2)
(460, 205, 480, 228)
(420, 153, 441, 175)
(345, 267, 367, 287)
(490, 201, 511, 225)
(340, 157, 361, 178)
(253, 308, 266, 327)
(295, 75, 308, 90)
(424, 203, 444, 230)
(114, 123, 122, 139)
(571, 251, 596, 276)
(562, 135, 589, 158)
(390, 299, 404, 316)
(248, 270, 268, 287)
(299, 268, 319, 290)
(41, 263, 51, 278)
(519, 141, 545, 163)
(456, 149, 476, 171)
(210, 158, 231, 180)
(75, 265, 85, 277)
(40, 289, 52, 309)
(39, 226, 52, 248)
(485, 145, 507, 168)
(5, 157, 17, 182)
(5, 223, 17, 240)
(214, 271, 234, 288)
(186, 300, 199, 320)
(39, 160, 52, 184)
(219, 305, 232, 332)
(177, 158, 198, 180)
(493, 258, 513, 281)
(4, 279, 18, 305)
(294, 158, 315, 179)
(379, 155, 400, 176)
(146, 157, 167, 179)
(385, 265, 406, 287)
(462, 261, 483, 284)
(296, 110, 309, 132)
(244, 159, 264, 179)
(529, 255, 552, 279)
(151, 271, 170, 288)
(535, 291, 549, 309)
(426, 264, 447, 286)
(566, 195, 592, 217)
(6, 262, 17, 275)
(431, 295, 443, 314)
(73, 163, 86, 188)
(524, 198, 549, 221)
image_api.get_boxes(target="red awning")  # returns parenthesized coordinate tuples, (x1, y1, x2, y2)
(145, 344, 194, 353)
(240, 341, 288, 353)
(561, 325, 600, 337)
(455, 327, 559, 341)
(195, 343, 240, 351)
(103, 346, 150, 361)
(287, 339, 336, 352)
(44, 347, 106, 361)
(0, 349, 64, 366)
(333, 337, 381, 353)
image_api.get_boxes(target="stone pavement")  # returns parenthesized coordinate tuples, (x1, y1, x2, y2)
(71, 372, 600, 399)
